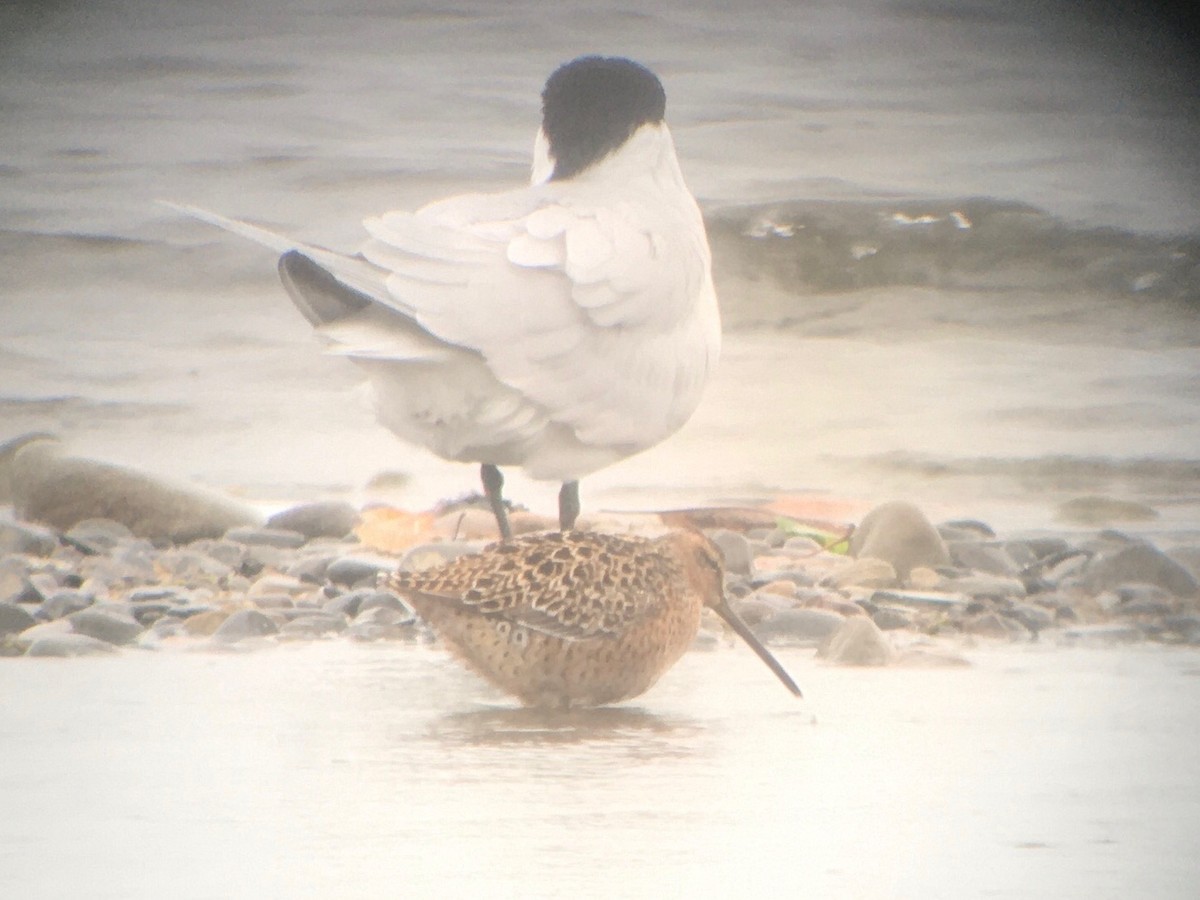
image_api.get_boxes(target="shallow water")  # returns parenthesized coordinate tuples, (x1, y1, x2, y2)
(2, 643, 1198, 898)
(2, 0, 1199, 528)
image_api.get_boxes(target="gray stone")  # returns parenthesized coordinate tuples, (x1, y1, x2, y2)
(36, 589, 94, 621)
(948, 541, 1020, 576)
(352, 605, 414, 627)
(706, 529, 753, 576)
(1162, 614, 1200, 644)
(11, 438, 261, 544)
(267, 501, 361, 540)
(828, 557, 897, 589)
(248, 574, 309, 598)
(26, 632, 120, 657)
(871, 605, 915, 631)
(1166, 545, 1200, 581)
(752, 607, 845, 646)
(942, 573, 1026, 600)
(356, 590, 413, 616)
(938, 519, 996, 540)
(1110, 584, 1176, 617)
(224, 526, 308, 550)
(0, 602, 37, 636)
(1007, 602, 1054, 633)
(186, 539, 247, 569)
(0, 521, 59, 557)
(818, 617, 896, 665)
(870, 589, 969, 609)
(153, 548, 234, 585)
(1021, 537, 1071, 560)
(285, 554, 336, 584)
(278, 613, 347, 639)
(250, 593, 295, 610)
(850, 502, 949, 579)
(326, 555, 396, 587)
(64, 518, 135, 553)
(322, 590, 368, 618)
(68, 606, 144, 645)
(1059, 623, 1143, 645)
(212, 609, 279, 642)
(730, 593, 793, 626)
(1084, 542, 1199, 598)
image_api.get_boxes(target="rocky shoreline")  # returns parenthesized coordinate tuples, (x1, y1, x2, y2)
(3, 485, 1198, 664)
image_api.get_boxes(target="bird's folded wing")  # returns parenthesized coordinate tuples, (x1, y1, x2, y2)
(361, 189, 715, 447)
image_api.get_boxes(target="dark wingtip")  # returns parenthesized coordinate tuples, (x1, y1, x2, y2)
(277, 250, 372, 326)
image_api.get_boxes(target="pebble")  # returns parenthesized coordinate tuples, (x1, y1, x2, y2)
(68, 606, 144, 645)
(1059, 623, 1143, 645)
(940, 573, 1027, 600)
(278, 614, 346, 640)
(0, 521, 59, 556)
(36, 589, 94, 621)
(818, 618, 897, 666)
(0, 602, 37, 636)
(212, 609, 280, 643)
(2, 484, 1196, 664)
(751, 607, 846, 646)
(26, 632, 120, 657)
(870, 605, 915, 631)
(267, 501, 361, 540)
(947, 541, 1020, 576)
(1083, 542, 1199, 598)
(326, 555, 396, 587)
(827, 557, 897, 589)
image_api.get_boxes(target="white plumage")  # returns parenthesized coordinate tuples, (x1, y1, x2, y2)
(173, 56, 720, 537)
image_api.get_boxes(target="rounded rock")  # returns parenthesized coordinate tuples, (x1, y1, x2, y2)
(1084, 543, 1199, 598)
(12, 438, 261, 543)
(36, 589, 94, 621)
(850, 501, 950, 579)
(212, 609, 280, 642)
(68, 606, 144, 645)
(267, 501, 361, 540)
(0, 521, 59, 557)
(818, 617, 896, 666)
(326, 555, 396, 587)
(278, 613, 346, 639)
(26, 632, 120, 657)
(224, 526, 308, 550)
(0, 602, 37, 636)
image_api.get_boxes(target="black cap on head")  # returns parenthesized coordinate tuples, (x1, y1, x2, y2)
(541, 56, 667, 181)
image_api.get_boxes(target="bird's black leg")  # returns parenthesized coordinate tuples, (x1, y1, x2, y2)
(481, 463, 513, 542)
(559, 480, 580, 532)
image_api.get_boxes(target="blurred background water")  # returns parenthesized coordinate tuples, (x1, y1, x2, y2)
(2, 0, 1199, 530)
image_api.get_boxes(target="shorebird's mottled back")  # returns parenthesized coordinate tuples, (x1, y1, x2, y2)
(388, 530, 801, 709)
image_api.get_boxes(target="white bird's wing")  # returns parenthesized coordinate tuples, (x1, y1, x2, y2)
(361, 185, 716, 448)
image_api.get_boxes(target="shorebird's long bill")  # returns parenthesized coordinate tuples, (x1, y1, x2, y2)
(712, 598, 803, 698)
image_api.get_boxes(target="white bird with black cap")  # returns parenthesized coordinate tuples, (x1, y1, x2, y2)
(170, 55, 720, 540)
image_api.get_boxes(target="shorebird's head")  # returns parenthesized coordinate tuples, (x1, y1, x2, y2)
(665, 530, 804, 699)
(535, 55, 667, 183)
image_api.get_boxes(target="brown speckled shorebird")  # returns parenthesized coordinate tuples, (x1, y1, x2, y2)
(388, 529, 802, 709)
